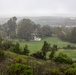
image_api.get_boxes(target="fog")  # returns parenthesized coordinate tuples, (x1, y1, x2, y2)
(0, 0, 76, 17)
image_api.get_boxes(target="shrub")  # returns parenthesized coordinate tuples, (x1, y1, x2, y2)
(31, 51, 45, 59)
(53, 44, 58, 51)
(13, 56, 26, 64)
(53, 53, 72, 64)
(6, 63, 33, 75)
(44, 69, 63, 75)
(2, 40, 13, 50)
(71, 63, 76, 68)
(65, 68, 76, 75)
(0, 49, 5, 62)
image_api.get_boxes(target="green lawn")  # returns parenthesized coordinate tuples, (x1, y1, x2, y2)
(17, 37, 76, 53)
(57, 49, 76, 60)
(14, 37, 76, 59)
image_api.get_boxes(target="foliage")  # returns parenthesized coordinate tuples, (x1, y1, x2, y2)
(2, 40, 13, 50)
(31, 51, 45, 59)
(70, 27, 76, 43)
(0, 37, 2, 48)
(39, 25, 52, 37)
(65, 68, 76, 75)
(6, 63, 33, 75)
(49, 48, 56, 60)
(3, 16, 17, 38)
(53, 44, 58, 51)
(0, 49, 5, 62)
(12, 42, 21, 54)
(13, 56, 26, 64)
(17, 19, 36, 41)
(41, 41, 51, 59)
(53, 53, 72, 64)
(31, 41, 51, 59)
(22, 45, 30, 55)
(44, 69, 63, 75)
(63, 45, 76, 49)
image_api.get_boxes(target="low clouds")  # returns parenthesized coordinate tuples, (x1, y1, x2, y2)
(0, 0, 76, 17)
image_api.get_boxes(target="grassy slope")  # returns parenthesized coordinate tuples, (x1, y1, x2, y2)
(18, 37, 76, 53)
(17, 37, 76, 59)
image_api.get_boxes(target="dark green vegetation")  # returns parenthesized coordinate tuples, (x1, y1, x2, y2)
(0, 37, 76, 75)
(6, 63, 33, 75)
(0, 16, 76, 75)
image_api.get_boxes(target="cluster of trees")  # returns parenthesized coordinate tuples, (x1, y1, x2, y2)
(54, 27, 76, 43)
(0, 17, 52, 41)
(17, 19, 52, 41)
(2, 41, 30, 55)
(3, 17, 17, 38)
(1, 16, 76, 43)
(63, 45, 76, 49)
(0, 38, 30, 61)
(31, 41, 58, 60)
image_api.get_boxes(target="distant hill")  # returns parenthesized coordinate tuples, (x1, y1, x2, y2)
(0, 16, 76, 26)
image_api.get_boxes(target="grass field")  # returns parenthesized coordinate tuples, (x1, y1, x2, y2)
(16, 37, 76, 59)
(57, 49, 76, 60)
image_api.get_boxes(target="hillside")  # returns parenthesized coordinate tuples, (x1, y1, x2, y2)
(13, 37, 76, 59)
(0, 37, 76, 75)
(17, 37, 76, 53)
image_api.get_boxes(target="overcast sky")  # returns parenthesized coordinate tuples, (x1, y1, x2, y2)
(0, 0, 76, 17)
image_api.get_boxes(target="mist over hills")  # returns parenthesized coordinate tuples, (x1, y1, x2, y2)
(0, 16, 76, 26)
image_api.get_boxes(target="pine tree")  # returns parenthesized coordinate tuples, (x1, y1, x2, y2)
(41, 41, 51, 59)
(49, 48, 55, 60)
(22, 45, 30, 55)
(13, 42, 21, 54)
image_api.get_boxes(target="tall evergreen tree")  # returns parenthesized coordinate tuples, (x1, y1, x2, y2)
(22, 45, 30, 55)
(13, 42, 21, 54)
(3, 16, 17, 38)
(41, 41, 51, 58)
(49, 48, 55, 60)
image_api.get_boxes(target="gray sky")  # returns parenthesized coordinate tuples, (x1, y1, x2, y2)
(0, 0, 76, 17)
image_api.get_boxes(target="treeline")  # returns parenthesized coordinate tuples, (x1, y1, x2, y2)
(0, 16, 52, 41)
(0, 16, 76, 43)
(53, 26, 76, 43)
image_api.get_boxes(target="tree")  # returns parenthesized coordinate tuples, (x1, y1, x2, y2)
(17, 19, 36, 41)
(37, 25, 52, 37)
(22, 45, 30, 55)
(41, 25, 52, 37)
(53, 44, 58, 51)
(3, 16, 17, 38)
(12, 42, 21, 54)
(70, 27, 76, 43)
(41, 41, 51, 59)
(49, 48, 56, 60)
